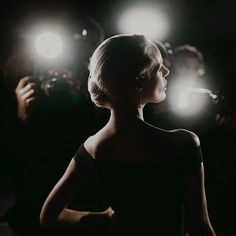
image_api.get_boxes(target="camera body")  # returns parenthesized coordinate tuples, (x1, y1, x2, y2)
(31, 17, 104, 98)
(36, 73, 72, 97)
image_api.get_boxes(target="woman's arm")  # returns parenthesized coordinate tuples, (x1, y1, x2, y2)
(179, 130, 216, 236)
(184, 162, 216, 236)
(40, 158, 113, 230)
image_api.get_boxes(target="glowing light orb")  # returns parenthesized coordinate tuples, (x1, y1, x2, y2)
(118, 6, 169, 40)
(168, 78, 216, 117)
(35, 32, 63, 59)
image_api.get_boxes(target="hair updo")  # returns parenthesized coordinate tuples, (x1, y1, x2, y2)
(88, 34, 159, 108)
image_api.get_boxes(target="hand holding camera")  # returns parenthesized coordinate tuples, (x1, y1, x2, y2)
(15, 68, 80, 122)
(15, 76, 38, 122)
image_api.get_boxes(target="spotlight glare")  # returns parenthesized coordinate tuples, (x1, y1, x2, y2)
(178, 89, 191, 109)
(168, 78, 213, 117)
(82, 29, 87, 36)
(35, 32, 63, 59)
(118, 5, 169, 40)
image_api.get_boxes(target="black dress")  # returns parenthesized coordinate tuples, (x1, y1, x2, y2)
(74, 143, 203, 236)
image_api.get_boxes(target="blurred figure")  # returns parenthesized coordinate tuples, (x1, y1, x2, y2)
(5, 16, 109, 236)
(171, 44, 205, 83)
(40, 34, 215, 236)
(167, 44, 210, 125)
(157, 44, 220, 137)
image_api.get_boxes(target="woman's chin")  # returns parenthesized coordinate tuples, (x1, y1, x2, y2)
(157, 93, 167, 103)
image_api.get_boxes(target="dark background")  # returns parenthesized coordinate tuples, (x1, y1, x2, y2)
(0, 0, 235, 235)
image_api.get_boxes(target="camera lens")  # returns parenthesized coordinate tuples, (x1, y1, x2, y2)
(41, 77, 70, 96)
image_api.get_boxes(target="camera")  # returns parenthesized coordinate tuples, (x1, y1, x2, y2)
(30, 17, 104, 98)
(35, 72, 72, 97)
(31, 30, 78, 97)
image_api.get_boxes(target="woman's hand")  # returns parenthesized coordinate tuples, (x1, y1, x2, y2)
(103, 207, 115, 218)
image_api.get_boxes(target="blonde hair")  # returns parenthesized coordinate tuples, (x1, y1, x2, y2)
(88, 34, 159, 108)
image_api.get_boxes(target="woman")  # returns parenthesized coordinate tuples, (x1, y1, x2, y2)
(40, 34, 216, 235)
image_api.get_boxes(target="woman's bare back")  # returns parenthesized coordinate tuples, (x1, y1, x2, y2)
(84, 118, 199, 162)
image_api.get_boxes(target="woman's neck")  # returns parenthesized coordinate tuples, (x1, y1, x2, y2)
(108, 103, 145, 129)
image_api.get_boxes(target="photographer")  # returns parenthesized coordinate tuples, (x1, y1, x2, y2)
(15, 68, 80, 122)
(6, 16, 109, 236)
(169, 44, 219, 127)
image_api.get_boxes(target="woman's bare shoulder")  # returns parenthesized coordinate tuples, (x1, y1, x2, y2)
(144, 122, 200, 150)
(83, 127, 116, 159)
(163, 128, 201, 156)
(172, 128, 200, 148)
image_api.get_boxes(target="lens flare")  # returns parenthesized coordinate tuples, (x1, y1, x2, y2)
(35, 32, 63, 59)
(118, 5, 169, 40)
(168, 78, 217, 117)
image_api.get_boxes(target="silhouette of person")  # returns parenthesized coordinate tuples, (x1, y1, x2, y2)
(5, 16, 109, 236)
(40, 34, 216, 236)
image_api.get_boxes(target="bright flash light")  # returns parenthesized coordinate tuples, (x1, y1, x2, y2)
(168, 78, 216, 117)
(82, 29, 87, 36)
(35, 32, 63, 59)
(118, 5, 169, 40)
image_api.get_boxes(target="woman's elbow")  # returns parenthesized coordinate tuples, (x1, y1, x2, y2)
(40, 210, 50, 228)
(187, 221, 216, 236)
(40, 208, 57, 229)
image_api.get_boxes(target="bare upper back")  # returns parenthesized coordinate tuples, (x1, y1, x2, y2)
(84, 118, 200, 162)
